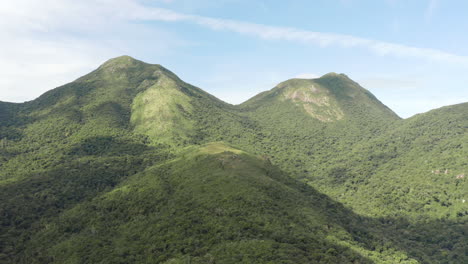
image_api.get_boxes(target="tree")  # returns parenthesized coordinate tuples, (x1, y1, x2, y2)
(0, 138, 7, 148)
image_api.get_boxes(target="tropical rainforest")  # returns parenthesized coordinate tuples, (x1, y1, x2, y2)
(0, 56, 466, 264)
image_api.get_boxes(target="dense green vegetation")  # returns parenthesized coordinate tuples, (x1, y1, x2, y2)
(0, 56, 466, 263)
(13, 143, 407, 263)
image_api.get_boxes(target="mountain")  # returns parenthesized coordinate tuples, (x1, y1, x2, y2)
(0, 56, 466, 263)
(227, 77, 467, 220)
(13, 142, 406, 263)
(242, 73, 398, 122)
(337, 102, 467, 216)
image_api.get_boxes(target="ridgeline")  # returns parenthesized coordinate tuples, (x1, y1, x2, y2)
(0, 56, 466, 263)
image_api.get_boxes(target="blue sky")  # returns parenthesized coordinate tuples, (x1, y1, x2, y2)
(1, 0, 467, 117)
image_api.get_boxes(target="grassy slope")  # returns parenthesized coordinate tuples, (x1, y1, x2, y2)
(0, 56, 178, 261)
(232, 75, 466, 221)
(191, 75, 467, 263)
(231, 74, 401, 180)
(0, 56, 267, 263)
(1, 56, 466, 263)
(20, 143, 420, 264)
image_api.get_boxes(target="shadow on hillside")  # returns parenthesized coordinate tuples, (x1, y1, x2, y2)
(291, 181, 467, 263)
(0, 138, 169, 263)
(68, 136, 153, 156)
(0, 143, 465, 263)
(236, 160, 465, 263)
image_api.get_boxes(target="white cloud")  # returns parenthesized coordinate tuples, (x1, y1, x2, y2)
(0, 0, 181, 102)
(127, 5, 468, 64)
(1, 0, 467, 104)
(425, 0, 439, 22)
(295, 73, 319, 79)
(0, 35, 111, 102)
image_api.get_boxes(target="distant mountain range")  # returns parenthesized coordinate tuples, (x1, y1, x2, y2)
(0, 56, 466, 263)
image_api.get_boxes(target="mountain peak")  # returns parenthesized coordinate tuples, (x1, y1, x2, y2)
(98, 55, 148, 71)
(94, 55, 184, 84)
(320, 72, 348, 78)
(103, 55, 139, 64)
(242, 73, 399, 122)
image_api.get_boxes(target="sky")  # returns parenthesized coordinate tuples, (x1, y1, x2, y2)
(1, 0, 468, 118)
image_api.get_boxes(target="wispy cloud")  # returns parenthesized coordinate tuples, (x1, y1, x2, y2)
(295, 73, 319, 79)
(425, 0, 439, 22)
(0, 0, 182, 102)
(119, 4, 468, 65)
(9, 0, 460, 65)
(1, 0, 467, 104)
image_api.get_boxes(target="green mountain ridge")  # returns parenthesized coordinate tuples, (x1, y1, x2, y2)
(0, 56, 466, 263)
(16, 142, 391, 263)
(242, 72, 399, 122)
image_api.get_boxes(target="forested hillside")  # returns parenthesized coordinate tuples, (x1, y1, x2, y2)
(0, 56, 466, 263)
